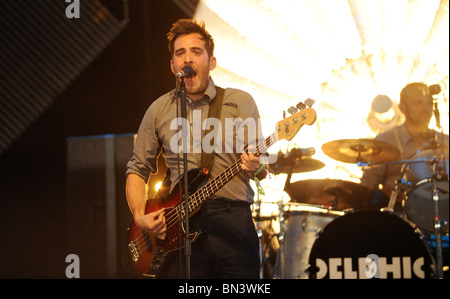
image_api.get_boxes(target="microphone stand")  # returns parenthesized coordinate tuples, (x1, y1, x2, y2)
(178, 78, 191, 279)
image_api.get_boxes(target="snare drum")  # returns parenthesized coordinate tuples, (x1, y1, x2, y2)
(308, 210, 434, 279)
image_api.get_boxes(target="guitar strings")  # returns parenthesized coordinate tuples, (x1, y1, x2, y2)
(162, 133, 277, 229)
(131, 159, 244, 252)
(130, 158, 243, 252)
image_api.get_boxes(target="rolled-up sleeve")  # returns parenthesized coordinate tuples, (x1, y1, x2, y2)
(126, 104, 161, 182)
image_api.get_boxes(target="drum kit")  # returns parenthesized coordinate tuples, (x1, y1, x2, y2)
(254, 138, 449, 279)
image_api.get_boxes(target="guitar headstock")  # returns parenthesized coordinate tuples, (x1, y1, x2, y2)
(276, 100, 317, 141)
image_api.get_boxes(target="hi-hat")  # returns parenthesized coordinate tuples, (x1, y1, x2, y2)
(269, 158, 325, 174)
(321, 138, 400, 164)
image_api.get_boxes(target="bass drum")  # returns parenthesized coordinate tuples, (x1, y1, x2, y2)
(308, 210, 434, 279)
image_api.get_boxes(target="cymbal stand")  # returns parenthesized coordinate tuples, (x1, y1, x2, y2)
(430, 85, 446, 278)
(385, 180, 401, 213)
(384, 164, 410, 213)
(277, 199, 286, 279)
(431, 157, 444, 279)
(253, 192, 264, 279)
(276, 166, 295, 279)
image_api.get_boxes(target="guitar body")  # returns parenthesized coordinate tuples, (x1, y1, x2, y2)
(127, 169, 206, 278)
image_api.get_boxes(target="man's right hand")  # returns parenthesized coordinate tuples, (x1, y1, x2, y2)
(134, 208, 167, 240)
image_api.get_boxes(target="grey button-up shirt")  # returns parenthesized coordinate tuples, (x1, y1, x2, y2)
(126, 79, 265, 203)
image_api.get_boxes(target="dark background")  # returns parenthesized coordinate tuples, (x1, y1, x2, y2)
(0, 0, 190, 278)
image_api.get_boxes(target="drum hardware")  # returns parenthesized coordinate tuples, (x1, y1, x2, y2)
(253, 195, 283, 278)
(429, 83, 447, 279)
(399, 151, 447, 279)
(251, 198, 282, 279)
(382, 163, 412, 213)
(262, 133, 448, 278)
(359, 149, 448, 278)
(259, 146, 326, 279)
(253, 192, 264, 279)
(322, 134, 448, 278)
(276, 200, 287, 279)
(382, 178, 403, 213)
(431, 159, 445, 279)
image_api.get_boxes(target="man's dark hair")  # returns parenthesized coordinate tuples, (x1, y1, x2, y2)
(167, 19, 215, 58)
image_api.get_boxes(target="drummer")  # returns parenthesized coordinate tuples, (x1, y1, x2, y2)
(361, 82, 449, 211)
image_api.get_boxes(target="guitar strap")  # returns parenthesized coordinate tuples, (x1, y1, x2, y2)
(200, 86, 224, 175)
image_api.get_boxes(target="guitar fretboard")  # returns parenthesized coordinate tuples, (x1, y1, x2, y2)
(176, 132, 278, 217)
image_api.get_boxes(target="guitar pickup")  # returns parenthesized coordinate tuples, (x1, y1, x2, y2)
(143, 231, 153, 253)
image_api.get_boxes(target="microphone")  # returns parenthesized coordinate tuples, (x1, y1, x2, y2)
(428, 84, 441, 96)
(175, 66, 195, 78)
(428, 84, 442, 129)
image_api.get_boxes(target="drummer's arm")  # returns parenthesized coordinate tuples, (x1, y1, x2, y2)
(360, 165, 386, 189)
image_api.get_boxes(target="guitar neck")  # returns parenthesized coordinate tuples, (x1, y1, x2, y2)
(187, 132, 278, 212)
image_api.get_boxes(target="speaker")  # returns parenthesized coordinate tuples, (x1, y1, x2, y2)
(66, 134, 135, 278)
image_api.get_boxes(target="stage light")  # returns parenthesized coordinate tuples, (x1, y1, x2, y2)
(367, 94, 403, 134)
(155, 181, 163, 192)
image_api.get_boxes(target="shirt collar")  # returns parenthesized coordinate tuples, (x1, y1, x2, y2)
(398, 123, 412, 143)
(170, 78, 216, 104)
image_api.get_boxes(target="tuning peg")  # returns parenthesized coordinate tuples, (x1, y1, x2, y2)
(287, 106, 298, 115)
(283, 110, 286, 119)
(296, 102, 306, 110)
(305, 98, 315, 107)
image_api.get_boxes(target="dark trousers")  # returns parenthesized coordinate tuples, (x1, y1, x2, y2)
(158, 198, 260, 279)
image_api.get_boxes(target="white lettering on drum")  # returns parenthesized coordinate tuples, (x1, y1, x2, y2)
(314, 256, 426, 279)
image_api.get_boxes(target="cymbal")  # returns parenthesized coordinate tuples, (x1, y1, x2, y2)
(269, 151, 325, 174)
(285, 179, 389, 211)
(321, 139, 400, 163)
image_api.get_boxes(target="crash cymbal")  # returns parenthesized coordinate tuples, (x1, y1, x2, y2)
(321, 139, 400, 164)
(285, 179, 389, 211)
(269, 149, 325, 174)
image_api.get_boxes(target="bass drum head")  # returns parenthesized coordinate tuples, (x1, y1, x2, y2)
(308, 210, 434, 279)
